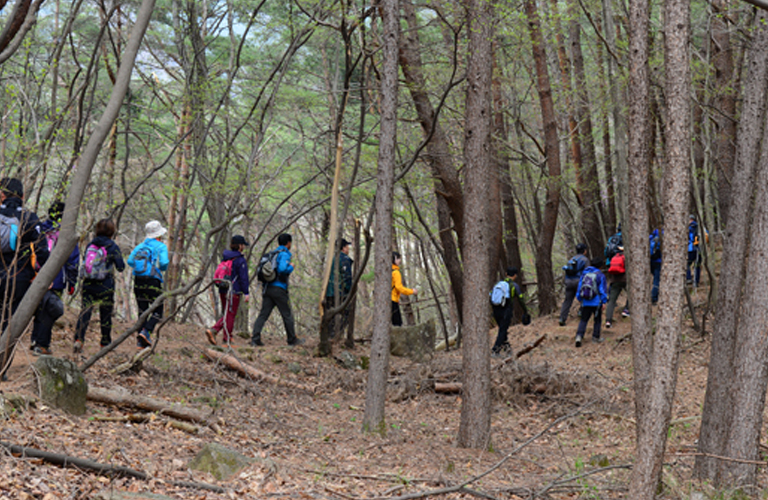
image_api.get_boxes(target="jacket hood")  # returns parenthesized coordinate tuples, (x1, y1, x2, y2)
(583, 266, 600, 274)
(91, 235, 114, 247)
(222, 250, 242, 261)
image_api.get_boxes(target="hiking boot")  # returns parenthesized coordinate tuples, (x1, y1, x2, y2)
(575, 335, 583, 348)
(32, 346, 52, 356)
(73, 340, 83, 354)
(205, 329, 217, 346)
(29, 342, 36, 351)
(137, 329, 151, 349)
(288, 338, 305, 346)
(558, 319, 566, 327)
(605, 321, 612, 329)
(100, 337, 111, 349)
(250, 338, 264, 347)
(621, 309, 630, 318)
(592, 337, 604, 344)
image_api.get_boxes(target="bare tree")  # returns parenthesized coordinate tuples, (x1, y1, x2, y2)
(457, 0, 492, 449)
(362, 0, 399, 435)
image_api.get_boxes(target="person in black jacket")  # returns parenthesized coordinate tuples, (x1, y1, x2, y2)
(30, 202, 80, 356)
(73, 218, 125, 353)
(559, 243, 589, 326)
(491, 267, 528, 356)
(323, 238, 354, 338)
(0, 178, 48, 334)
(206, 235, 250, 345)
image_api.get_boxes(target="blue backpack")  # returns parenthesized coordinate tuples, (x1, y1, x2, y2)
(133, 244, 161, 279)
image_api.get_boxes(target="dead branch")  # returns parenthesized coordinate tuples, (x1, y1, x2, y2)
(0, 440, 225, 492)
(434, 382, 462, 394)
(87, 386, 211, 425)
(202, 347, 316, 393)
(169, 420, 199, 434)
(93, 414, 150, 423)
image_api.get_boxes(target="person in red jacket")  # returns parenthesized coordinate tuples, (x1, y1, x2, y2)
(206, 235, 250, 345)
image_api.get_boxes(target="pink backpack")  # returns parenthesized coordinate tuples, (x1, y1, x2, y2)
(213, 259, 234, 290)
(82, 244, 109, 280)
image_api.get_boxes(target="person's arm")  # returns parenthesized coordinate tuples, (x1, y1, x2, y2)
(111, 243, 126, 272)
(126, 245, 138, 269)
(341, 255, 353, 294)
(65, 246, 79, 291)
(512, 282, 527, 313)
(392, 269, 414, 296)
(599, 275, 608, 304)
(237, 256, 250, 297)
(277, 250, 293, 276)
(157, 243, 170, 271)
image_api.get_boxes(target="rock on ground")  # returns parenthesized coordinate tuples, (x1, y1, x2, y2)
(33, 356, 87, 416)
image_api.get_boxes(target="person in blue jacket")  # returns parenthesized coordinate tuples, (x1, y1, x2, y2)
(686, 215, 702, 287)
(250, 233, 304, 347)
(650, 228, 662, 304)
(30, 202, 80, 355)
(206, 235, 250, 345)
(127, 220, 169, 349)
(575, 258, 609, 347)
(73, 218, 125, 353)
(559, 243, 590, 326)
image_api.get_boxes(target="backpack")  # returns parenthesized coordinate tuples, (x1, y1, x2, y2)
(489, 280, 510, 307)
(213, 259, 235, 291)
(563, 256, 583, 277)
(133, 244, 160, 278)
(604, 233, 623, 263)
(81, 244, 110, 280)
(0, 213, 20, 253)
(257, 248, 284, 283)
(608, 253, 626, 274)
(579, 271, 599, 300)
(650, 234, 661, 261)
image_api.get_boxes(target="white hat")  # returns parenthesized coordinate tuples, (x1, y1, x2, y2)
(145, 220, 167, 239)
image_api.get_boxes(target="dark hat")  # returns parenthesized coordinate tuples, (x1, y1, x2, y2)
(340, 238, 351, 248)
(0, 177, 23, 198)
(576, 243, 588, 254)
(231, 235, 249, 246)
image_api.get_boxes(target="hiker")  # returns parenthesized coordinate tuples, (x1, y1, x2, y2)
(323, 238, 353, 338)
(687, 215, 703, 287)
(127, 220, 169, 349)
(490, 267, 529, 355)
(650, 228, 662, 305)
(73, 218, 125, 353)
(30, 203, 79, 356)
(250, 233, 304, 346)
(391, 251, 418, 327)
(559, 243, 589, 326)
(206, 235, 250, 346)
(604, 223, 623, 266)
(604, 247, 630, 329)
(575, 258, 608, 347)
(0, 178, 48, 334)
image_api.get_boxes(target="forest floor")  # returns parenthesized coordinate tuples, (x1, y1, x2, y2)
(0, 288, 756, 500)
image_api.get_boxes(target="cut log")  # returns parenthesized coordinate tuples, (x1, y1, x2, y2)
(87, 386, 210, 425)
(435, 382, 462, 394)
(202, 348, 316, 394)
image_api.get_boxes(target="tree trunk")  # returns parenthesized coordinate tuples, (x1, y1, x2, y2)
(628, 0, 691, 495)
(0, 0, 156, 376)
(594, 23, 617, 234)
(569, 2, 604, 255)
(457, 0, 493, 450)
(525, 0, 560, 315)
(399, 0, 464, 320)
(362, 0, 398, 435)
(695, 13, 768, 483)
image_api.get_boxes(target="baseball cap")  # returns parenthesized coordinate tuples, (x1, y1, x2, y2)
(231, 235, 249, 246)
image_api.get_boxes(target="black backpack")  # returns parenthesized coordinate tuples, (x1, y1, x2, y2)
(257, 248, 284, 283)
(604, 233, 623, 264)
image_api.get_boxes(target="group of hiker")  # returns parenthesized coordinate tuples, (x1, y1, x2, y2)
(557, 216, 706, 347)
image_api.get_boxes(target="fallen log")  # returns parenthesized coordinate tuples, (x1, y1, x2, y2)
(434, 382, 462, 394)
(0, 441, 225, 493)
(513, 334, 546, 359)
(87, 386, 210, 425)
(202, 348, 316, 394)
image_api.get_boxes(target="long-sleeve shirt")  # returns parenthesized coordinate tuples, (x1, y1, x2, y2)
(391, 264, 414, 303)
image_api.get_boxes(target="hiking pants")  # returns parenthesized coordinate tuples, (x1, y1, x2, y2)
(605, 280, 627, 322)
(134, 276, 164, 334)
(576, 305, 602, 340)
(212, 292, 240, 342)
(559, 276, 581, 323)
(651, 262, 661, 304)
(76, 285, 115, 345)
(492, 304, 513, 353)
(0, 276, 31, 333)
(391, 301, 403, 327)
(687, 250, 701, 286)
(32, 290, 65, 349)
(323, 294, 350, 339)
(251, 285, 297, 344)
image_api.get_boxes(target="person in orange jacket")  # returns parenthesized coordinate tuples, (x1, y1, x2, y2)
(391, 251, 418, 326)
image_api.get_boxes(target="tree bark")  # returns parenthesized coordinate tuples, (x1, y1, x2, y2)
(457, 0, 493, 450)
(363, 0, 398, 435)
(525, 0, 560, 315)
(628, 0, 691, 495)
(0, 0, 156, 377)
(696, 13, 768, 483)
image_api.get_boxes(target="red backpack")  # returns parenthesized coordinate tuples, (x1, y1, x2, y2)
(213, 259, 234, 290)
(608, 253, 626, 274)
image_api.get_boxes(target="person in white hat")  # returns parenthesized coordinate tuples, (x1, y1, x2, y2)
(127, 220, 169, 349)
